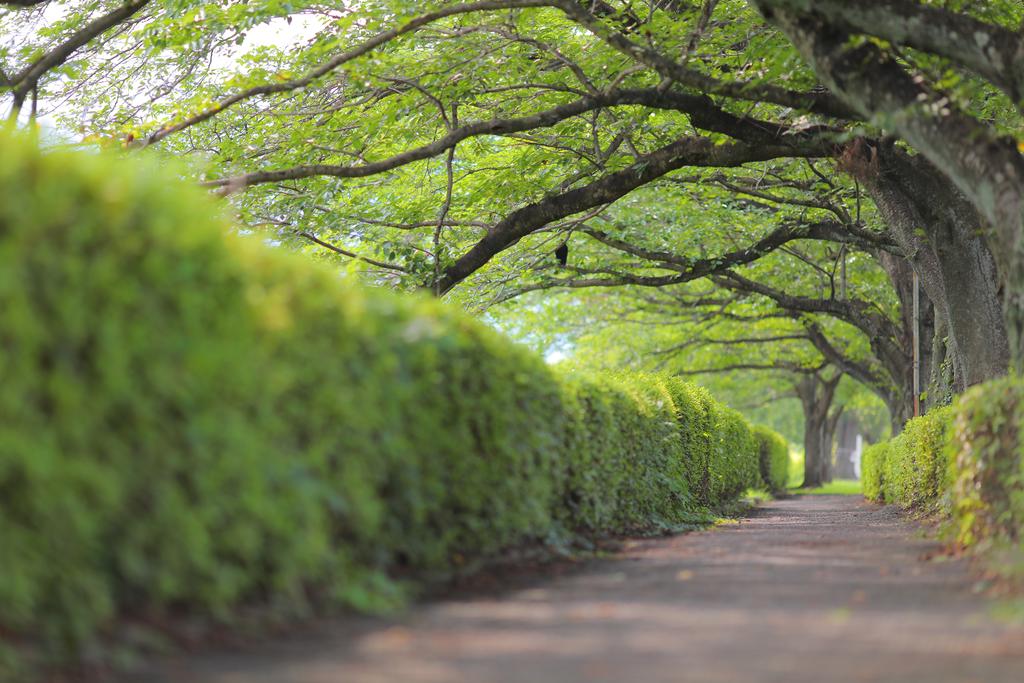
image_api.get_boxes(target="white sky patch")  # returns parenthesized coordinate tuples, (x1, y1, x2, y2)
(241, 15, 325, 52)
(545, 349, 568, 365)
(209, 14, 327, 71)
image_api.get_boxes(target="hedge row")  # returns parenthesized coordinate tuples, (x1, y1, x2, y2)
(862, 406, 955, 513)
(948, 379, 1024, 554)
(861, 441, 888, 503)
(0, 137, 775, 676)
(752, 425, 790, 493)
(862, 383, 1023, 578)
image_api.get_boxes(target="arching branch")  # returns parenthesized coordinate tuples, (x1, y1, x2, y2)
(551, 0, 856, 119)
(201, 87, 833, 191)
(436, 134, 833, 294)
(297, 232, 409, 273)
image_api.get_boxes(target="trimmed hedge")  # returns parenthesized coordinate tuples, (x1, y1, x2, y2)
(0, 136, 774, 677)
(861, 406, 955, 511)
(874, 406, 955, 511)
(863, 382, 1024, 580)
(948, 378, 1024, 555)
(752, 425, 789, 493)
(861, 441, 889, 502)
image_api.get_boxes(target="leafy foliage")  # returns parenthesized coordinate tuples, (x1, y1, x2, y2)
(884, 406, 956, 510)
(861, 406, 954, 511)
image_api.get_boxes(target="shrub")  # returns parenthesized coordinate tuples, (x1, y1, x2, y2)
(883, 406, 955, 510)
(0, 135, 279, 666)
(603, 374, 691, 529)
(752, 425, 789, 493)
(949, 378, 1024, 557)
(861, 442, 889, 502)
(863, 406, 954, 510)
(0, 136, 778, 677)
(661, 378, 761, 506)
(662, 378, 716, 504)
(863, 382, 1023, 581)
(709, 404, 763, 501)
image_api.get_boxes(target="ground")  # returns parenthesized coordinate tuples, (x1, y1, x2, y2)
(136, 496, 1024, 683)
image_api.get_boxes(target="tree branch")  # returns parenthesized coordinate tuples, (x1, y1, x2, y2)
(675, 360, 826, 376)
(759, 6, 1024, 302)
(201, 87, 832, 191)
(712, 269, 908, 380)
(801, 317, 893, 397)
(436, 135, 833, 293)
(8, 1, 150, 110)
(297, 231, 409, 273)
(146, 0, 559, 145)
(551, 0, 856, 119)
(487, 218, 863, 303)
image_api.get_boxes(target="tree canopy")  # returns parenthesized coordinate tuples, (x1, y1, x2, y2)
(4, 0, 1023, 483)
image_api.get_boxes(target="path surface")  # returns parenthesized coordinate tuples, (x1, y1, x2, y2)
(140, 496, 1024, 683)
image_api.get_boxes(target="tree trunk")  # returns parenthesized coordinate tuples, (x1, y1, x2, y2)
(820, 403, 844, 483)
(874, 251, 926, 430)
(846, 145, 1009, 389)
(802, 407, 825, 488)
(833, 413, 859, 479)
(926, 315, 957, 410)
(795, 372, 842, 488)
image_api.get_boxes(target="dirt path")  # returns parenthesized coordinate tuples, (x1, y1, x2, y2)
(140, 496, 1024, 683)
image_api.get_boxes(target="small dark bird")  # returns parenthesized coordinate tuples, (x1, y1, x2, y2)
(555, 240, 569, 267)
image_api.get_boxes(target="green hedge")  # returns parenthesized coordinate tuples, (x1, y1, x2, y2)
(861, 442, 889, 502)
(948, 378, 1024, 556)
(863, 382, 1023, 581)
(752, 425, 789, 493)
(871, 406, 956, 511)
(861, 406, 954, 511)
(0, 136, 773, 677)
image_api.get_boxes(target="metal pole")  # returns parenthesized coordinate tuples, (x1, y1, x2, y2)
(912, 270, 920, 417)
(840, 246, 847, 300)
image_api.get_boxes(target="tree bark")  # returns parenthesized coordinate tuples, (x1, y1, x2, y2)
(820, 402, 844, 483)
(874, 250, 931, 430)
(926, 314, 957, 409)
(795, 372, 842, 488)
(843, 143, 1009, 389)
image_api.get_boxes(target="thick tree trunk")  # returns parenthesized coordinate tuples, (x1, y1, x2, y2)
(802, 405, 841, 487)
(833, 413, 859, 479)
(926, 315, 957, 409)
(845, 145, 1009, 389)
(820, 403, 843, 483)
(802, 408, 827, 489)
(795, 372, 842, 488)
(875, 251, 934, 430)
